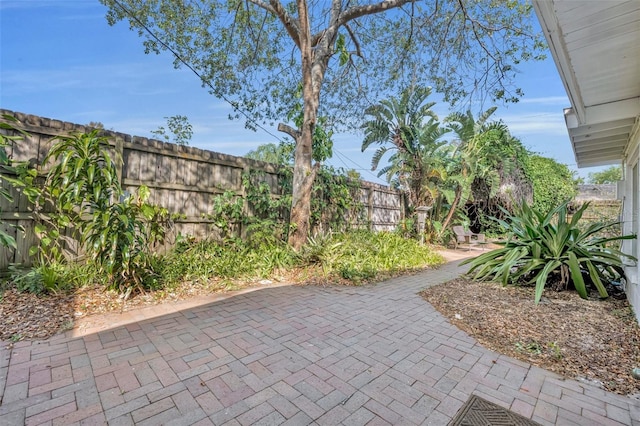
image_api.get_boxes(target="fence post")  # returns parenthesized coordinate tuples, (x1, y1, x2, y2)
(115, 136, 124, 188)
(367, 184, 374, 231)
(240, 164, 250, 239)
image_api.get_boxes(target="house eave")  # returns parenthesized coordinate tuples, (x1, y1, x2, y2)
(533, 0, 640, 168)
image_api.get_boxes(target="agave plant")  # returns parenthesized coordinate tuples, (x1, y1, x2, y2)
(462, 200, 636, 303)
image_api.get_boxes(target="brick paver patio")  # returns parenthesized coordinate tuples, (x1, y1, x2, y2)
(1, 255, 639, 425)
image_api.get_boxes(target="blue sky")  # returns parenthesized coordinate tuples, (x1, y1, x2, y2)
(0, 1, 602, 184)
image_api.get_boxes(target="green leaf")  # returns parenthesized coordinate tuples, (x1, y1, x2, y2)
(138, 185, 151, 202)
(585, 260, 609, 299)
(567, 252, 587, 300)
(535, 260, 560, 304)
(0, 232, 17, 249)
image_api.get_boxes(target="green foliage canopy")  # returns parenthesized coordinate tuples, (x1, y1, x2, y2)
(151, 115, 193, 145)
(588, 166, 622, 184)
(361, 87, 535, 240)
(101, 0, 545, 248)
(101, 0, 545, 128)
(361, 86, 447, 210)
(245, 142, 294, 165)
(525, 155, 577, 213)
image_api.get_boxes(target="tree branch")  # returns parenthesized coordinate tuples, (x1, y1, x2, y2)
(278, 123, 300, 139)
(246, 0, 276, 15)
(457, 0, 497, 63)
(344, 23, 362, 58)
(248, 0, 302, 49)
(339, 0, 413, 26)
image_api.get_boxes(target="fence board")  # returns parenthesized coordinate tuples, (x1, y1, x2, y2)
(0, 109, 404, 268)
(155, 153, 169, 183)
(15, 220, 35, 265)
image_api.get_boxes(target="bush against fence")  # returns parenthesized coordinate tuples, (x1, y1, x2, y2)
(0, 109, 404, 268)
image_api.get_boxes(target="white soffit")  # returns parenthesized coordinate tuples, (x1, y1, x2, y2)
(533, 0, 640, 168)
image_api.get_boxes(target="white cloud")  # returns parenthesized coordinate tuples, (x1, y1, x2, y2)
(0, 63, 179, 96)
(499, 112, 568, 136)
(518, 96, 569, 105)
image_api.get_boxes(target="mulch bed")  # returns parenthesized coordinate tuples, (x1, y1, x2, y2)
(421, 278, 640, 396)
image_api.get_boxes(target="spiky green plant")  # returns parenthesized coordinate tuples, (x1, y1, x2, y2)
(462, 200, 635, 303)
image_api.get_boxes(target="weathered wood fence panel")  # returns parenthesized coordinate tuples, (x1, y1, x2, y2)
(0, 109, 404, 267)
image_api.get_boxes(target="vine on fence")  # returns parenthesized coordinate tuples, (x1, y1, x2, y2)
(0, 114, 29, 249)
(208, 166, 365, 245)
(311, 167, 365, 233)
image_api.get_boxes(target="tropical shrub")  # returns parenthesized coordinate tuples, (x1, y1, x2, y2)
(5, 131, 169, 295)
(156, 238, 298, 287)
(40, 132, 169, 294)
(301, 230, 445, 283)
(83, 186, 168, 295)
(208, 189, 244, 239)
(29, 130, 123, 264)
(361, 86, 446, 213)
(8, 263, 76, 295)
(0, 114, 29, 249)
(462, 200, 635, 303)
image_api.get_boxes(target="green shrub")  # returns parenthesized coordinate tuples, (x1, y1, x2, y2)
(157, 239, 298, 287)
(525, 156, 577, 213)
(302, 230, 445, 282)
(208, 189, 244, 239)
(83, 186, 168, 294)
(8, 258, 107, 295)
(462, 200, 636, 303)
(158, 229, 443, 288)
(7, 131, 169, 296)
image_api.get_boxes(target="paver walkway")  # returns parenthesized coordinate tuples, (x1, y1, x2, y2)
(1, 255, 639, 425)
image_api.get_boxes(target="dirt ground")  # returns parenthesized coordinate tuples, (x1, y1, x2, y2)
(421, 277, 640, 396)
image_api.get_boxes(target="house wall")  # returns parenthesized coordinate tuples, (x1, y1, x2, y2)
(622, 120, 640, 321)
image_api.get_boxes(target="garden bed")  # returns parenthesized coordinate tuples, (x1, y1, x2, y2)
(421, 278, 640, 396)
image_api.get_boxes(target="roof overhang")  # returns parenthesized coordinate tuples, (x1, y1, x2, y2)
(533, 0, 640, 168)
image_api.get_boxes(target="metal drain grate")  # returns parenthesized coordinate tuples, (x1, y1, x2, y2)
(449, 394, 541, 426)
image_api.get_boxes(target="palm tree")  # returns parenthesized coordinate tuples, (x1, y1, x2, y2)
(440, 107, 502, 231)
(361, 86, 448, 211)
(442, 108, 534, 233)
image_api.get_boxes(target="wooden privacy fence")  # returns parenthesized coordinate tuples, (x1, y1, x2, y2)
(0, 109, 404, 268)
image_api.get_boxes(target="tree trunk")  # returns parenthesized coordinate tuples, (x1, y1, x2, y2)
(287, 0, 319, 250)
(288, 131, 315, 249)
(441, 185, 462, 232)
